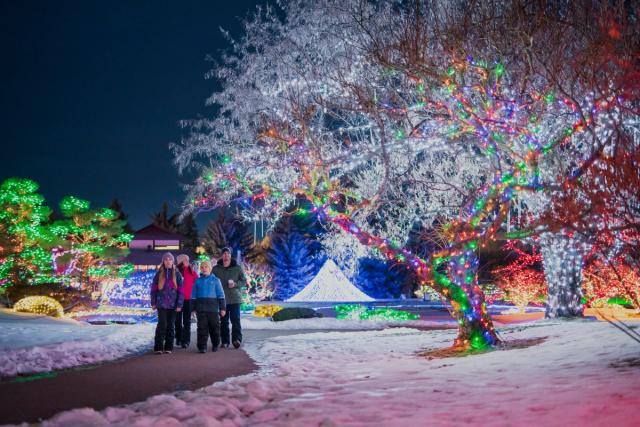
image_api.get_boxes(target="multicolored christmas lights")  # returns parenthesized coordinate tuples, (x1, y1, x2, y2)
(187, 56, 627, 349)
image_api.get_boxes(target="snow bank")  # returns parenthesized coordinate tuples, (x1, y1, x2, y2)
(29, 320, 640, 426)
(243, 315, 455, 330)
(0, 311, 153, 378)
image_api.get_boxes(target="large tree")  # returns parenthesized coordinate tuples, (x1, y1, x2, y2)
(174, 1, 638, 348)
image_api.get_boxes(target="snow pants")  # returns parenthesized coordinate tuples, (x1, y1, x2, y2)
(220, 303, 242, 345)
(197, 311, 220, 351)
(175, 299, 192, 345)
(155, 308, 177, 352)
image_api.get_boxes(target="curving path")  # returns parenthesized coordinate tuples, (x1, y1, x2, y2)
(0, 339, 256, 425)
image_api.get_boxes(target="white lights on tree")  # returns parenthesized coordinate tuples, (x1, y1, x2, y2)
(540, 232, 590, 318)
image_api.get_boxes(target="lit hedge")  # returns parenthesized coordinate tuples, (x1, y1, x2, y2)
(254, 304, 283, 318)
(335, 304, 419, 321)
(14, 296, 64, 318)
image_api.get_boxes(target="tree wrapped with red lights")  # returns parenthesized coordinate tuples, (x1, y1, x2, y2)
(175, 1, 639, 348)
(493, 241, 546, 312)
(583, 260, 640, 310)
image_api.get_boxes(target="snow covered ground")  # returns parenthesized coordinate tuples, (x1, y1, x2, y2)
(31, 319, 640, 427)
(243, 315, 455, 330)
(0, 309, 153, 378)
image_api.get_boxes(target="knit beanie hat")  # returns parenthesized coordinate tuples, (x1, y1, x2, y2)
(162, 252, 175, 262)
(176, 254, 189, 265)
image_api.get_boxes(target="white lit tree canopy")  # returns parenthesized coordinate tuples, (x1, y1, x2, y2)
(174, 1, 639, 349)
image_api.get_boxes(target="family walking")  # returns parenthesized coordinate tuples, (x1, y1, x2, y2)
(150, 247, 246, 354)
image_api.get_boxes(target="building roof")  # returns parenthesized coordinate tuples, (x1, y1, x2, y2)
(133, 224, 184, 241)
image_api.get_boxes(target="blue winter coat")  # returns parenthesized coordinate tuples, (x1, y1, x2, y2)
(192, 274, 226, 312)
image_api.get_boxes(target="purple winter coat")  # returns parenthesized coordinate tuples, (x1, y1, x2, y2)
(150, 267, 185, 309)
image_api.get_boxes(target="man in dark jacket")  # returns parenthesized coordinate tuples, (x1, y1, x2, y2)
(212, 247, 246, 349)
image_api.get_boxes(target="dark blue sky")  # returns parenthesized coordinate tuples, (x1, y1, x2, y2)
(0, 0, 265, 230)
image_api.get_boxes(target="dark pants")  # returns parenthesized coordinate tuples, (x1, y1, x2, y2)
(197, 311, 220, 351)
(220, 303, 242, 345)
(175, 299, 192, 345)
(155, 308, 177, 352)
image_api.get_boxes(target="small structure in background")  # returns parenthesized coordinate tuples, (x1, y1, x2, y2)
(121, 224, 194, 271)
(287, 259, 374, 302)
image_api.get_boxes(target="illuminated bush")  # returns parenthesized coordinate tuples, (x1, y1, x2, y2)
(14, 296, 64, 318)
(497, 269, 546, 313)
(254, 304, 283, 318)
(335, 304, 419, 321)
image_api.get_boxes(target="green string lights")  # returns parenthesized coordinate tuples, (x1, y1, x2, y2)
(0, 178, 133, 294)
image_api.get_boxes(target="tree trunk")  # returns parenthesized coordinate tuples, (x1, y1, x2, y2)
(540, 232, 588, 318)
(442, 251, 500, 349)
(326, 212, 500, 349)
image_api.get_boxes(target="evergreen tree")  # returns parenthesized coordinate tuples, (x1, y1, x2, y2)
(355, 258, 404, 299)
(109, 198, 133, 233)
(178, 212, 199, 253)
(0, 178, 56, 292)
(52, 196, 132, 290)
(271, 205, 325, 264)
(151, 202, 179, 232)
(201, 208, 247, 258)
(267, 231, 317, 300)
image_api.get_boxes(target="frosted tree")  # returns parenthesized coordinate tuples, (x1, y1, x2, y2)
(174, 1, 638, 349)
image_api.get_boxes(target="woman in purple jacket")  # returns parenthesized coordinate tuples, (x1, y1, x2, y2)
(150, 253, 184, 354)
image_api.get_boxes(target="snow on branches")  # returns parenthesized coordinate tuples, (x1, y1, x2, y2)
(174, 1, 639, 348)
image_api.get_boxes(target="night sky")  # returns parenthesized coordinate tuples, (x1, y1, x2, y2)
(0, 1, 265, 230)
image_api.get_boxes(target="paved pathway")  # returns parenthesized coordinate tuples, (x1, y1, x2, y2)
(0, 329, 350, 425)
(0, 338, 258, 425)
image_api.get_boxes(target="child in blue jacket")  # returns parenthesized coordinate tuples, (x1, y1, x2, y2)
(192, 260, 226, 353)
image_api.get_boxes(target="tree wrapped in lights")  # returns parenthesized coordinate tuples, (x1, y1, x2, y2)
(241, 261, 274, 305)
(0, 178, 57, 294)
(538, 120, 640, 316)
(174, 1, 638, 348)
(583, 260, 640, 310)
(497, 269, 546, 313)
(355, 257, 404, 299)
(51, 196, 133, 291)
(541, 126, 640, 311)
(267, 230, 317, 300)
(493, 241, 546, 312)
